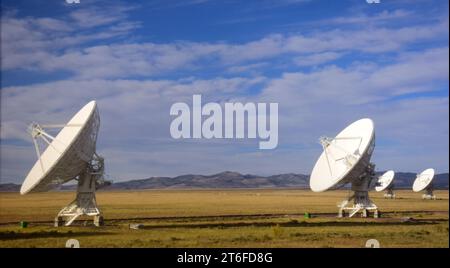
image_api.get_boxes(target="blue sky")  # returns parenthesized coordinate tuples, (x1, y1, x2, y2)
(1, 0, 449, 183)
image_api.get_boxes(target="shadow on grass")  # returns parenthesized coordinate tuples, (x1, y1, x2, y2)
(139, 219, 441, 230)
(0, 230, 115, 240)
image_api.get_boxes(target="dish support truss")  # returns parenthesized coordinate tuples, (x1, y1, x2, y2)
(29, 122, 107, 226)
(55, 154, 105, 227)
(338, 163, 379, 218)
(422, 185, 436, 200)
(384, 185, 395, 199)
(319, 136, 379, 218)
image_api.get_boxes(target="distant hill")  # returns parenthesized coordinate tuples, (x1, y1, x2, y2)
(105, 171, 310, 190)
(1, 171, 448, 192)
(0, 183, 21, 192)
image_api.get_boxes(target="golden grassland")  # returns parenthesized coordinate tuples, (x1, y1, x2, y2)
(0, 189, 448, 248)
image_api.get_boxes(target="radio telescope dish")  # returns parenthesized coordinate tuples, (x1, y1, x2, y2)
(413, 168, 436, 200)
(20, 101, 110, 226)
(310, 118, 392, 218)
(375, 170, 395, 199)
(310, 118, 375, 192)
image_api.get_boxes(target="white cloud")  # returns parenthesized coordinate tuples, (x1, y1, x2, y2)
(0, 145, 36, 183)
(0, 6, 140, 70)
(254, 46, 449, 174)
(1, 8, 448, 78)
(69, 6, 132, 28)
(0, 76, 266, 140)
(0, 75, 271, 182)
(260, 47, 449, 106)
(1, 45, 448, 182)
(317, 9, 414, 26)
(226, 62, 269, 74)
(293, 52, 343, 66)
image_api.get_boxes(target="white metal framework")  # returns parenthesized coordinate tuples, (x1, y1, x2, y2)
(27, 107, 108, 226)
(422, 186, 436, 200)
(337, 164, 379, 218)
(384, 187, 396, 199)
(55, 154, 106, 226)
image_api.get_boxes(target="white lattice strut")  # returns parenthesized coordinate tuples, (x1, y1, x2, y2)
(384, 187, 395, 199)
(422, 186, 436, 200)
(55, 154, 106, 227)
(337, 163, 379, 218)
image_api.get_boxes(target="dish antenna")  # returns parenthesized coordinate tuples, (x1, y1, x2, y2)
(412, 168, 436, 200)
(21, 101, 110, 226)
(375, 170, 395, 199)
(310, 118, 391, 218)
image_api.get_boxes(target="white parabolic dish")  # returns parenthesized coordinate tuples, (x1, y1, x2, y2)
(20, 101, 99, 194)
(310, 118, 375, 192)
(375, 170, 395, 192)
(413, 168, 435, 192)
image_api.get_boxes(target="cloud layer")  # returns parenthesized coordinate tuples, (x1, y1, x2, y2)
(1, 1, 448, 183)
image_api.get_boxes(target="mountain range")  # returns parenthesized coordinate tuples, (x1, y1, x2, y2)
(0, 171, 448, 192)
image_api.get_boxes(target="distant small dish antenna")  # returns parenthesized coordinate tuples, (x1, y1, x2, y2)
(375, 170, 395, 199)
(21, 101, 111, 226)
(310, 118, 392, 218)
(412, 168, 436, 200)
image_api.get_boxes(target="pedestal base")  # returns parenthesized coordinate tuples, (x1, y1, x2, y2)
(54, 215, 105, 227)
(422, 194, 436, 200)
(94, 215, 104, 227)
(338, 172, 379, 218)
(384, 188, 395, 199)
(422, 188, 436, 200)
(54, 214, 103, 227)
(54, 156, 105, 227)
(338, 206, 379, 218)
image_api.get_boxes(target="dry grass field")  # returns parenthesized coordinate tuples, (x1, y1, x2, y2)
(0, 189, 448, 248)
